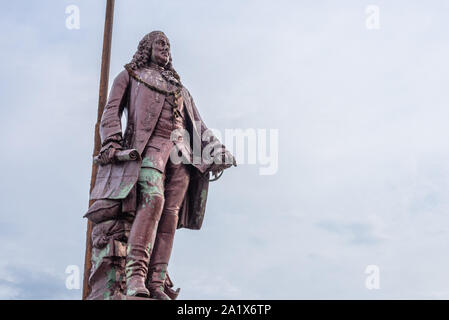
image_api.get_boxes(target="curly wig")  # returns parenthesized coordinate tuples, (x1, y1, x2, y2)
(124, 31, 180, 81)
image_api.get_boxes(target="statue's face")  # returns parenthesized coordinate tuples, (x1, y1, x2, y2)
(151, 35, 170, 67)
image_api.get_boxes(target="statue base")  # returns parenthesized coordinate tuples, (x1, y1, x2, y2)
(86, 217, 179, 300)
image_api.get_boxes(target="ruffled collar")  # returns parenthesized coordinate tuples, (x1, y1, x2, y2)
(126, 66, 182, 95)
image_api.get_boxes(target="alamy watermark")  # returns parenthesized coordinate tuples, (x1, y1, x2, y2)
(365, 5, 380, 30)
(167, 124, 279, 175)
(365, 265, 380, 290)
(65, 265, 81, 290)
(65, 5, 80, 30)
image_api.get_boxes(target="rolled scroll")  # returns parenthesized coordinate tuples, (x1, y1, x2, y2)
(93, 149, 140, 164)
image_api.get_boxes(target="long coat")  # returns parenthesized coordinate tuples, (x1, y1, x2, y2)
(89, 68, 216, 230)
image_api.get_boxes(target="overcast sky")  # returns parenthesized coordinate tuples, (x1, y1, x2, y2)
(1, 0, 449, 299)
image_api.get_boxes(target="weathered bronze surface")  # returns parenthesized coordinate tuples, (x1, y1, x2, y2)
(85, 31, 235, 300)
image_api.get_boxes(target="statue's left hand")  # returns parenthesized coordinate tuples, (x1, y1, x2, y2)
(208, 150, 237, 176)
(225, 150, 237, 167)
(218, 150, 237, 169)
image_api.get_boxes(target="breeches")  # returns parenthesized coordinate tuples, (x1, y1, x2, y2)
(138, 159, 190, 226)
(128, 159, 190, 267)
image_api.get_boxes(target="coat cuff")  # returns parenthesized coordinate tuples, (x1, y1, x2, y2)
(101, 134, 123, 152)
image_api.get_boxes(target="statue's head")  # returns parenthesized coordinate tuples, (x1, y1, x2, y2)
(149, 31, 171, 67)
(125, 31, 180, 80)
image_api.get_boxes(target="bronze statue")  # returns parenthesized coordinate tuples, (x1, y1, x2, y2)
(84, 31, 236, 300)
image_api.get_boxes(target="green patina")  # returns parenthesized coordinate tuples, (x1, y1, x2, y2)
(105, 267, 117, 289)
(110, 182, 134, 199)
(159, 265, 167, 280)
(146, 242, 152, 255)
(141, 157, 156, 168)
(125, 244, 135, 279)
(138, 167, 164, 198)
(127, 288, 137, 296)
(102, 267, 118, 300)
(91, 244, 110, 270)
(125, 264, 133, 279)
(148, 185, 163, 196)
(139, 167, 163, 184)
(103, 290, 112, 300)
(139, 191, 162, 210)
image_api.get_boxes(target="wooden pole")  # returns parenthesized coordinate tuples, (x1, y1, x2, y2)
(82, 0, 115, 300)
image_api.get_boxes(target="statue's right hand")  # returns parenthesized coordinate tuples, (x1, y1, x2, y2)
(97, 135, 123, 165)
(98, 147, 116, 165)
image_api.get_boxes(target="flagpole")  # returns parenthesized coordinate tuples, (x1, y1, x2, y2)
(82, 0, 115, 300)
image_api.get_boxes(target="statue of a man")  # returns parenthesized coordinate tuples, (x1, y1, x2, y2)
(86, 31, 235, 300)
